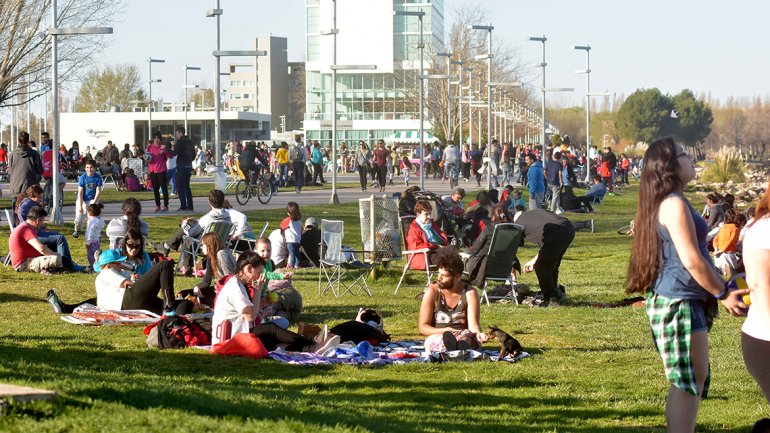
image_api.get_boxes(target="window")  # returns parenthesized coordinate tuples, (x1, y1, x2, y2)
(242, 94, 251, 99)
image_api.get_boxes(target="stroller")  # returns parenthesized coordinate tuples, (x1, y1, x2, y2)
(412, 191, 464, 247)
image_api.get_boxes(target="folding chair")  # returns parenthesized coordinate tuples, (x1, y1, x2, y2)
(180, 220, 234, 269)
(393, 215, 436, 296)
(3, 209, 15, 266)
(229, 222, 268, 255)
(100, 168, 118, 189)
(317, 219, 374, 298)
(479, 223, 524, 305)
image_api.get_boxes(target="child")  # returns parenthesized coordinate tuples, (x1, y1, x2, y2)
(280, 202, 302, 269)
(255, 237, 299, 328)
(74, 160, 103, 238)
(400, 156, 412, 186)
(124, 168, 142, 192)
(85, 203, 105, 268)
(143, 172, 152, 191)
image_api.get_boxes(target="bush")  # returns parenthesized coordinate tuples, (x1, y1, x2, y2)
(700, 146, 747, 184)
(623, 142, 648, 157)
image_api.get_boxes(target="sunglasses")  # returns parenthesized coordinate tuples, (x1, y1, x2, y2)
(125, 242, 142, 249)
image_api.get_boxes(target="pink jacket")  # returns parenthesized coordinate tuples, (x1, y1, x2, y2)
(147, 143, 172, 173)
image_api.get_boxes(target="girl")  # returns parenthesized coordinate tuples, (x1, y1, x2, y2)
(124, 168, 142, 192)
(212, 251, 339, 353)
(626, 137, 747, 433)
(400, 155, 413, 186)
(85, 203, 105, 268)
(188, 232, 236, 307)
(354, 141, 372, 191)
(146, 132, 173, 212)
(280, 202, 302, 268)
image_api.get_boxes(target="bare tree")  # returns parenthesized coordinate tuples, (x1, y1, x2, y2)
(0, 0, 124, 108)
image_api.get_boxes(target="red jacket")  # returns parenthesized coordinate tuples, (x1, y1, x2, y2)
(405, 220, 447, 270)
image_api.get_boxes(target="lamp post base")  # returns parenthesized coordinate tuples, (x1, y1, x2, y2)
(330, 193, 340, 205)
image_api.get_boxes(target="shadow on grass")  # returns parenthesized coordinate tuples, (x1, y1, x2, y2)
(0, 292, 46, 304)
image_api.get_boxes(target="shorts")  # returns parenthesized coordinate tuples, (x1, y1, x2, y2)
(689, 299, 708, 333)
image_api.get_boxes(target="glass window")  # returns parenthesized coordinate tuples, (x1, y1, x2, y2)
(306, 35, 320, 62)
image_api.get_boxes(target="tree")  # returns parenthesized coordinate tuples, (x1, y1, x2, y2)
(0, 0, 124, 108)
(671, 89, 713, 154)
(616, 88, 675, 144)
(75, 64, 142, 112)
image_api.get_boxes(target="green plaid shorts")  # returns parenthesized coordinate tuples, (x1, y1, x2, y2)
(645, 291, 715, 397)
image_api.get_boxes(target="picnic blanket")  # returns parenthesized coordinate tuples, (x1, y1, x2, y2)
(61, 305, 160, 326)
(267, 340, 531, 366)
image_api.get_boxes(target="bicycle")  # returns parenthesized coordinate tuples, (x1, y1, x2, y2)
(446, 162, 459, 189)
(235, 168, 273, 206)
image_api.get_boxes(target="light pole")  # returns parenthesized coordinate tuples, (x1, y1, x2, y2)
(48, 0, 112, 223)
(465, 66, 473, 148)
(322, 0, 376, 204)
(147, 58, 165, 140)
(436, 52, 452, 143)
(184, 65, 201, 134)
(395, 9, 426, 190)
(486, 82, 522, 189)
(469, 24, 494, 146)
(529, 35, 547, 161)
(451, 60, 464, 146)
(572, 44, 592, 182)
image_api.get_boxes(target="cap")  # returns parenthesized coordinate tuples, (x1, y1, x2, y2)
(94, 249, 128, 273)
(304, 217, 318, 229)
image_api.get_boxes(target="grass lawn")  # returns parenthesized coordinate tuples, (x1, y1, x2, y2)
(0, 185, 767, 432)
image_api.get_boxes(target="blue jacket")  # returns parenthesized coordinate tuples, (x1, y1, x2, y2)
(527, 161, 545, 194)
(311, 148, 324, 165)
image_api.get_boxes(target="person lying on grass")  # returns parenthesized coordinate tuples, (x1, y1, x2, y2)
(419, 246, 488, 352)
(211, 251, 338, 354)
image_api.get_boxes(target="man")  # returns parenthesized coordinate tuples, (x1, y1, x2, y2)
(513, 207, 574, 306)
(525, 153, 545, 209)
(39, 132, 52, 153)
(441, 187, 465, 216)
(173, 126, 195, 211)
(601, 146, 617, 194)
(104, 140, 119, 166)
(289, 136, 308, 194)
(223, 199, 254, 252)
(430, 144, 442, 179)
(10, 206, 68, 273)
(268, 227, 289, 269)
(545, 151, 563, 213)
(300, 217, 322, 266)
(310, 142, 325, 185)
(442, 141, 459, 183)
(485, 139, 501, 187)
(584, 174, 607, 200)
(8, 131, 43, 213)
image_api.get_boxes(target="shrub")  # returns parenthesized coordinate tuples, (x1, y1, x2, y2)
(700, 146, 747, 184)
(623, 142, 648, 157)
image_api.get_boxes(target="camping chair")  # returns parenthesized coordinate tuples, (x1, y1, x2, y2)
(317, 219, 374, 298)
(3, 209, 15, 266)
(180, 220, 234, 270)
(229, 222, 268, 255)
(393, 215, 436, 296)
(479, 223, 524, 305)
(99, 167, 118, 189)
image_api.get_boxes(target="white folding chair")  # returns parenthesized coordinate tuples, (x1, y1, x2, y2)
(317, 219, 373, 298)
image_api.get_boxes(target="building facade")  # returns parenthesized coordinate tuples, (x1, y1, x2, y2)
(303, 0, 444, 147)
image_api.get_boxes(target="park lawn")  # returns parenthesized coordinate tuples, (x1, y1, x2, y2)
(0, 186, 767, 433)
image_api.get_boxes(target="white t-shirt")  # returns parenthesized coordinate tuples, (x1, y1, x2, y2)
(211, 276, 254, 345)
(95, 268, 130, 310)
(269, 229, 288, 264)
(284, 219, 302, 243)
(85, 216, 105, 244)
(166, 155, 177, 171)
(227, 208, 251, 238)
(742, 217, 770, 341)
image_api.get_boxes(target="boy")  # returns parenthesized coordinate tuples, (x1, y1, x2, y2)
(74, 160, 103, 238)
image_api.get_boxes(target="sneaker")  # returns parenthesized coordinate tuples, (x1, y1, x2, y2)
(555, 208, 563, 215)
(47, 289, 64, 314)
(72, 231, 79, 238)
(175, 207, 188, 213)
(161, 206, 169, 212)
(442, 331, 458, 351)
(154, 206, 161, 213)
(590, 219, 595, 233)
(314, 334, 341, 356)
(547, 297, 561, 307)
(71, 264, 87, 273)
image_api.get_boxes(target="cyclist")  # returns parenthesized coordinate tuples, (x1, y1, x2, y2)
(442, 141, 460, 188)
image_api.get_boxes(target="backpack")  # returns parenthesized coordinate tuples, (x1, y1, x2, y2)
(289, 144, 304, 163)
(143, 315, 211, 349)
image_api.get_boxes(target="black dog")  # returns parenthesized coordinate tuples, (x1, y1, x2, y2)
(487, 325, 523, 359)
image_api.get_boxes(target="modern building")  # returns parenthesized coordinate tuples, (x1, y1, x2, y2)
(59, 108, 270, 153)
(303, 0, 444, 147)
(287, 62, 306, 132)
(226, 35, 289, 134)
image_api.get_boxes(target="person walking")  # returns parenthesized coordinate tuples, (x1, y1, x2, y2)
(373, 139, 390, 192)
(626, 137, 747, 433)
(173, 126, 195, 212)
(354, 141, 372, 191)
(289, 137, 308, 194)
(310, 142, 325, 185)
(545, 151, 563, 213)
(9, 131, 43, 214)
(147, 132, 173, 212)
(526, 153, 545, 209)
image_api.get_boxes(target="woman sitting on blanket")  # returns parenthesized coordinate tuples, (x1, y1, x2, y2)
(212, 251, 338, 354)
(405, 199, 448, 270)
(419, 247, 488, 352)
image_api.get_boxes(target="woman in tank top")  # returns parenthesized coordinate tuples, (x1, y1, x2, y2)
(626, 137, 748, 432)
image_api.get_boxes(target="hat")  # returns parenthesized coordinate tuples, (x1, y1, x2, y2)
(304, 217, 318, 229)
(94, 249, 128, 273)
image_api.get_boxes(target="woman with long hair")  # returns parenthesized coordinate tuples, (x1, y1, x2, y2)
(354, 141, 371, 191)
(742, 174, 770, 411)
(146, 132, 172, 212)
(189, 232, 236, 306)
(626, 137, 747, 432)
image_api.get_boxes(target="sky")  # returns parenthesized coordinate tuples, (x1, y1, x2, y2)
(5, 0, 770, 123)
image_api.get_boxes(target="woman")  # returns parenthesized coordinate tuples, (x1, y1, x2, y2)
(212, 252, 339, 353)
(626, 137, 747, 433)
(419, 247, 488, 352)
(405, 199, 448, 270)
(354, 141, 372, 191)
(190, 232, 236, 307)
(742, 176, 770, 408)
(106, 198, 149, 249)
(464, 203, 519, 287)
(68, 141, 80, 163)
(146, 132, 172, 212)
(461, 144, 471, 181)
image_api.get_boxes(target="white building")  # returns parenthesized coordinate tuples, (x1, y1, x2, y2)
(303, 0, 444, 147)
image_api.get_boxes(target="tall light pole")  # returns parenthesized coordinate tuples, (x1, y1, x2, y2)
(322, 0, 376, 204)
(147, 58, 165, 139)
(529, 35, 547, 161)
(395, 9, 426, 190)
(436, 52, 452, 142)
(572, 45, 592, 182)
(487, 82, 522, 189)
(469, 24, 494, 146)
(451, 60, 464, 146)
(466, 66, 473, 148)
(48, 0, 112, 223)
(184, 65, 201, 134)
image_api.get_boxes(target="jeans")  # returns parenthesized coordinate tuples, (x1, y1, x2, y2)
(121, 260, 175, 313)
(548, 184, 561, 212)
(279, 163, 289, 186)
(312, 162, 325, 184)
(357, 165, 368, 190)
(529, 192, 544, 210)
(376, 164, 388, 188)
(150, 171, 169, 207)
(176, 165, 194, 210)
(292, 162, 305, 191)
(287, 242, 301, 267)
(167, 167, 177, 194)
(37, 230, 77, 270)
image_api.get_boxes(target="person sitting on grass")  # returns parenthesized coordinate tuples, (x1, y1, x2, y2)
(419, 247, 488, 352)
(211, 251, 339, 354)
(106, 198, 150, 249)
(255, 237, 301, 327)
(178, 232, 237, 308)
(300, 217, 321, 266)
(268, 228, 288, 269)
(406, 199, 448, 270)
(124, 168, 143, 192)
(47, 246, 184, 316)
(10, 206, 75, 274)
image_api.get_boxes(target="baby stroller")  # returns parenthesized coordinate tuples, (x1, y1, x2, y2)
(412, 191, 463, 247)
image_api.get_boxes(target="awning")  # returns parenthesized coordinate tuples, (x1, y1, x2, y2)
(383, 131, 438, 144)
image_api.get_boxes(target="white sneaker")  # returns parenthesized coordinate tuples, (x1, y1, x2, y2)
(555, 208, 563, 215)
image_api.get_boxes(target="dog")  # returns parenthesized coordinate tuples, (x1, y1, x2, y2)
(487, 325, 523, 359)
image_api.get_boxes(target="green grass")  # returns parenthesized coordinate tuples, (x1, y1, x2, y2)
(0, 185, 767, 432)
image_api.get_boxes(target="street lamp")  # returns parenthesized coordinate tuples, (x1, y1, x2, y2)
(322, 0, 377, 204)
(464, 66, 473, 148)
(572, 44, 593, 182)
(184, 65, 201, 134)
(395, 9, 426, 190)
(468, 24, 494, 147)
(436, 52, 452, 143)
(147, 58, 165, 140)
(451, 60, 464, 146)
(486, 81, 521, 189)
(529, 35, 548, 160)
(48, 0, 112, 223)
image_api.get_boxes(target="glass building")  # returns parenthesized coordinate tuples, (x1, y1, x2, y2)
(304, 0, 444, 147)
